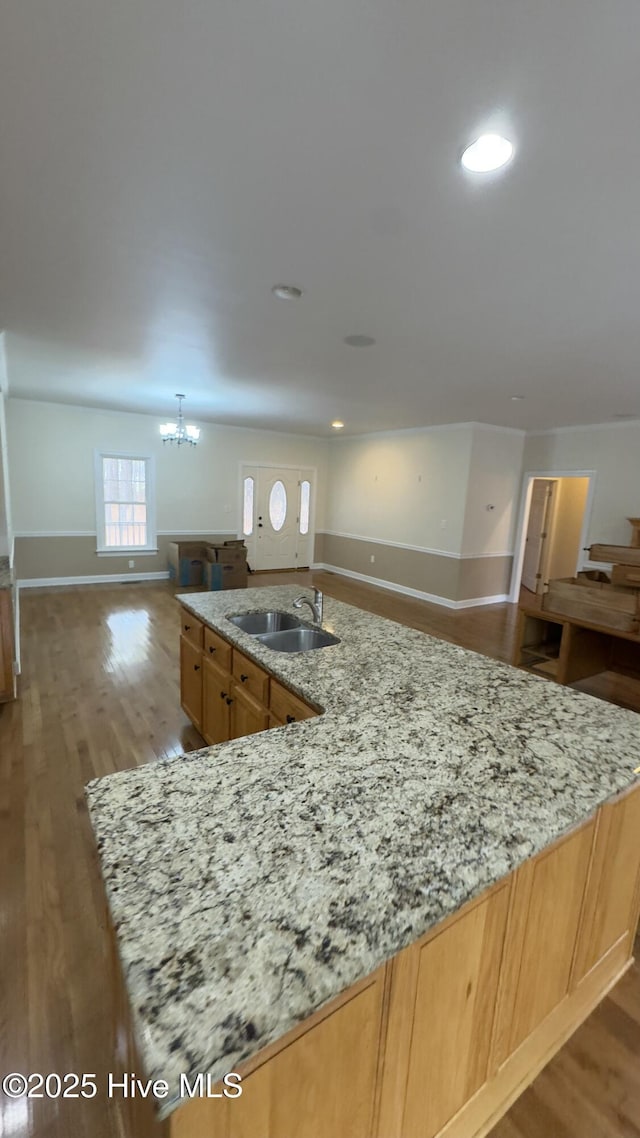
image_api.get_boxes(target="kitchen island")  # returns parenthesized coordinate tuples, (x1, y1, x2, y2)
(87, 586, 640, 1138)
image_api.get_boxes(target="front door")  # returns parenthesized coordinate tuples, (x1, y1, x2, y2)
(241, 466, 315, 571)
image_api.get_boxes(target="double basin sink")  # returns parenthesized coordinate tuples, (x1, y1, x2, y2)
(228, 610, 340, 653)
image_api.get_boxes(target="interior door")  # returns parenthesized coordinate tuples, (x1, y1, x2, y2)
(521, 480, 555, 594)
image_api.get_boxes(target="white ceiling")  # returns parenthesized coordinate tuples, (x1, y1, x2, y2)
(2, 0, 640, 436)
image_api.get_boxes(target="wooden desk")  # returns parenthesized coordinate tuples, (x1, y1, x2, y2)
(514, 603, 640, 710)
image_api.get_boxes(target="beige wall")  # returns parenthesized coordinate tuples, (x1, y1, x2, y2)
(324, 425, 474, 555)
(315, 533, 512, 604)
(461, 428, 525, 557)
(8, 398, 329, 580)
(14, 533, 236, 582)
(319, 424, 522, 603)
(523, 423, 640, 548)
(545, 477, 590, 581)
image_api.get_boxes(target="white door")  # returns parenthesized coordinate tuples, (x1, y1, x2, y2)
(241, 466, 315, 571)
(521, 480, 556, 594)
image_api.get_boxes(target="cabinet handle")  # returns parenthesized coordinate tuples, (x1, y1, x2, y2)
(240, 673, 249, 683)
(209, 645, 216, 653)
(220, 691, 227, 699)
(194, 664, 200, 672)
(286, 714, 296, 724)
(226, 697, 233, 705)
(184, 624, 191, 631)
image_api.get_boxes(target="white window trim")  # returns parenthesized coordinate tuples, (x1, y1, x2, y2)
(94, 450, 157, 554)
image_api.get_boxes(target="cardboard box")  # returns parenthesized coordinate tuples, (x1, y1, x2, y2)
(204, 559, 248, 591)
(206, 541, 247, 568)
(167, 542, 207, 587)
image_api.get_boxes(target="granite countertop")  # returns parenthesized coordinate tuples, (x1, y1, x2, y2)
(0, 556, 12, 589)
(86, 585, 640, 1118)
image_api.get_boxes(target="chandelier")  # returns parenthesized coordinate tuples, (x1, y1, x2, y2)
(159, 394, 201, 446)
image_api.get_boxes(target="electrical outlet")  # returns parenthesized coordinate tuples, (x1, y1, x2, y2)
(370, 554, 375, 564)
(128, 559, 135, 569)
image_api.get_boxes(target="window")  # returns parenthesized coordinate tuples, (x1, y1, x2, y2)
(243, 476, 254, 536)
(299, 480, 311, 535)
(95, 452, 156, 553)
(269, 480, 287, 531)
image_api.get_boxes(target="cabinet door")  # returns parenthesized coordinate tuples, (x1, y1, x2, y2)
(202, 658, 232, 745)
(229, 683, 269, 740)
(572, 783, 640, 984)
(493, 819, 595, 1067)
(180, 636, 203, 730)
(391, 884, 510, 1138)
(227, 973, 384, 1138)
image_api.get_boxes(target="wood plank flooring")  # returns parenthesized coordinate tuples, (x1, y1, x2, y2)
(0, 572, 638, 1138)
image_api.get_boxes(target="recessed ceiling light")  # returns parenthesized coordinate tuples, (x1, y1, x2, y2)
(511, 395, 524, 401)
(344, 335, 376, 347)
(461, 134, 514, 173)
(331, 420, 345, 430)
(271, 284, 303, 300)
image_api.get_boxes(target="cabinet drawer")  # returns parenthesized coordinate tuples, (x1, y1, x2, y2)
(270, 679, 317, 725)
(204, 626, 232, 671)
(232, 649, 269, 705)
(179, 607, 204, 649)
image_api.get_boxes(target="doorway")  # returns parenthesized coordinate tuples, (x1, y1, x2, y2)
(510, 472, 594, 602)
(240, 464, 315, 571)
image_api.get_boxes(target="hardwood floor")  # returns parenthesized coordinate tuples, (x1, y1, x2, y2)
(0, 573, 638, 1138)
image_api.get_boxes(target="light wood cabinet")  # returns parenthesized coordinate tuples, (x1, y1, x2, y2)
(379, 883, 510, 1138)
(178, 606, 317, 745)
(112, 781, 640, 1138)
(169, 968, 387, 1138)
(202, 658, 233, 745)
(270, 679, 317, 725)
(232, 647, 269, 705)
(204, 626, 232, 671)
(230, 682, 269, 739)
(572, 782, 640, 984)
(179, 636, 203, 730)
(180, 610, 204, 650)
(492, 819, 595, 1064)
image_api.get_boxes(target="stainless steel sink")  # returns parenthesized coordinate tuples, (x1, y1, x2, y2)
(228, 611, 302, 635)
(254, 627, 340, 653)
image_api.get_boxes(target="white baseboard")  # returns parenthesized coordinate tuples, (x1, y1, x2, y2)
(454, 592, 511, 609)
(17, 571, 170, 589)
(312, 563, 510, 610)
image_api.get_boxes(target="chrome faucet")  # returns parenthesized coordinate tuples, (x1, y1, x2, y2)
(293, 588, 324, 625)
